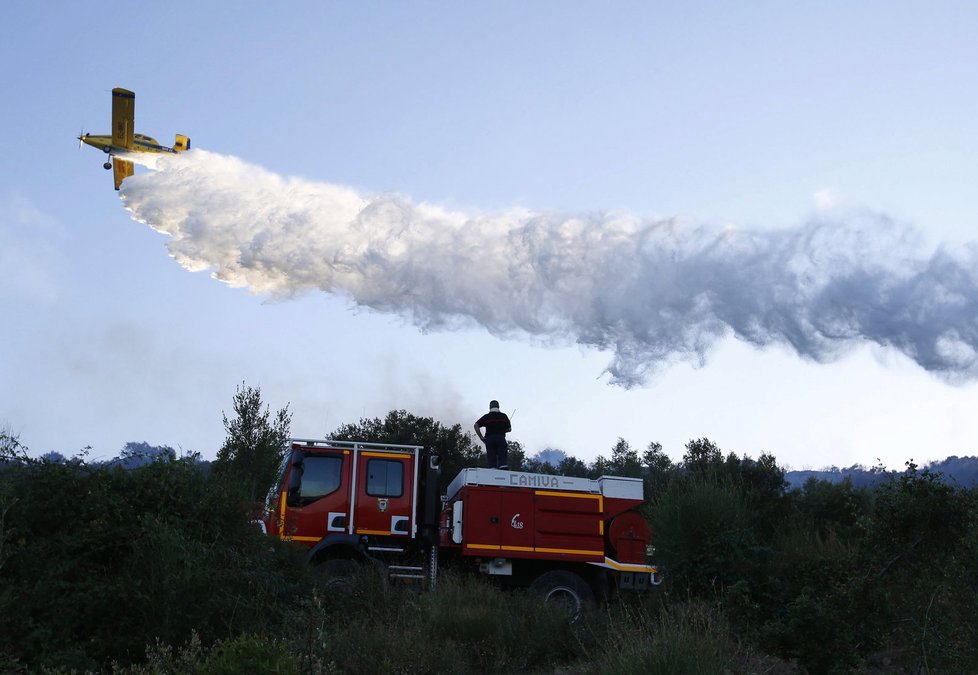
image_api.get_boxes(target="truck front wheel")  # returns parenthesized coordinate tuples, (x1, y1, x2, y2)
(529, 570, 594, 620)
(316, 558, 357, 592)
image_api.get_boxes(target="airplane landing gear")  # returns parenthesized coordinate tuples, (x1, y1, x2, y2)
(103, 162, 112, 170)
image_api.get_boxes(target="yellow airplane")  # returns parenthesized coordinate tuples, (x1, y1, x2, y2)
(78, 87, 190, 190)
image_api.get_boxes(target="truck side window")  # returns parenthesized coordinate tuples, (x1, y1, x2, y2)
(366, 459, 403, 498)
(295, 455, 343, 505)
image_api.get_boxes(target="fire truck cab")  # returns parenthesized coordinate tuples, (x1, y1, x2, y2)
(264, 439, 441, 583)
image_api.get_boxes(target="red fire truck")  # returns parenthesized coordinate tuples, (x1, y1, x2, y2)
(263, 439, 658, 611)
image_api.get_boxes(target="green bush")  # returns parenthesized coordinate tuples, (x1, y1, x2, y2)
(650, 478, 759, 596)
(126, 632, 299, 675)
(847, 466, 978, 672)
(0, 456, 312, 671)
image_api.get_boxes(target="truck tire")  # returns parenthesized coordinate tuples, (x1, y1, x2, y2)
(316, 558, 356, 591)
(529, 570, 594, 620)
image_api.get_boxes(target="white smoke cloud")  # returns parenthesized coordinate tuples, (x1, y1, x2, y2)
(120, 150, 978, 386)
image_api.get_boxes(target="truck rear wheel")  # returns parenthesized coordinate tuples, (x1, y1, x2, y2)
(529, 570, 594, 620)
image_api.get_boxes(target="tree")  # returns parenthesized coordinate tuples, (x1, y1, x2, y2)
(115, 442, 177, 469)
(521, 449, 565, 475)
(642, 441, 673, 498)
(682, 437, 723, 478)
(590, 454, 611, 478)
(506, 439, 526, 471)
(214, 383, 291, 503)
(609, 438, 643, 477)
(0, 425, 25, 463)
(642, 442, 672, 473)
(557, 455, 590, 478)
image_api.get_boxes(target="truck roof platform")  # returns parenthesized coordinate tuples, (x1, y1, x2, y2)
(445, 467, 643, 501)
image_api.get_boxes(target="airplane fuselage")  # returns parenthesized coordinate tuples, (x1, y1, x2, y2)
(80, 133, 178, 156)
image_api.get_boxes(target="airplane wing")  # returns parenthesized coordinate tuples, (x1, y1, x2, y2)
(113, 158, 133, 190)
(111, 88, 135, 151)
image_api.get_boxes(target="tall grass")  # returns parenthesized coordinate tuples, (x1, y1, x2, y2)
(301, 570, 586, 673)
(123, 574, 793, 675)
(589, 601, 727, 675)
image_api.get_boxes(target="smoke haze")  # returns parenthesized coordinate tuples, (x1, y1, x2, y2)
(120, 150, 978, 386)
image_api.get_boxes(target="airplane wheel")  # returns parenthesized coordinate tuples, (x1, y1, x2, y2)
(102, 147, 110, 153)
(103, 162, 112, 170)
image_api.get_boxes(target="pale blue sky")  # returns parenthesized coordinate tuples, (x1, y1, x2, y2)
(2, 2, 977, 469)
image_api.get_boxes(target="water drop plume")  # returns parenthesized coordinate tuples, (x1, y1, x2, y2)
(121, 150, 978, 386)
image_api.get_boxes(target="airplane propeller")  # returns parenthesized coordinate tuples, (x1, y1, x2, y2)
(77, 130, 86, 149)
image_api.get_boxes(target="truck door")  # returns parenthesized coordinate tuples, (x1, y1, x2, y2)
(462, 488, 535, 553)
(353, 451, 415, 537)
(281, 449, 352, 544)
(499, 490, 535, 551)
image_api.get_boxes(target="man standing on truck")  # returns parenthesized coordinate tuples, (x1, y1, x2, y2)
(474, 400, 512, 469)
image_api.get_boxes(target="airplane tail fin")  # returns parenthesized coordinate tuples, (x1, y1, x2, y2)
(174, 134, 191, 152)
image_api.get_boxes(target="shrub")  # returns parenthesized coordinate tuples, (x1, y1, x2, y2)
(650, 478, 759, 596)
(0, 455, 312, 671)
(849, 465, 978, 672)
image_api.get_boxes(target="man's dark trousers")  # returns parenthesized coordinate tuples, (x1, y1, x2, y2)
(486, 436, 508, 469)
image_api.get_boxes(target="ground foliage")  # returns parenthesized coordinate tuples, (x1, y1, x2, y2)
(649, 448, 978, 674)
(0, 455, 312, 672)
(2, 416, 977, 673)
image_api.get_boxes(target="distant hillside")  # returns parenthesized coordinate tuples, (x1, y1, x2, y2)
(786, 455, 978, 489)
(38, 442, 207, 471)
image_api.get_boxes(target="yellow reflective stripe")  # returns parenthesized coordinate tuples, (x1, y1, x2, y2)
(600, 557, 656, 573)
(467, 542, 602, 556)
(534, 490, 599, 500)
(287, 536, 320, 543)
(361, 451, 409, 459)
(534, 490, 604, 512)
(356, 528, 391, 535)
(535, 547, 604, 556)
(278, 492, 287, 539)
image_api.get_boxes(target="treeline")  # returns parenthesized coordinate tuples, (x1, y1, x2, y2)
(2, 399, 977, 672)
(785, 455, 978, 489)
(33, 411, 978, 492)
